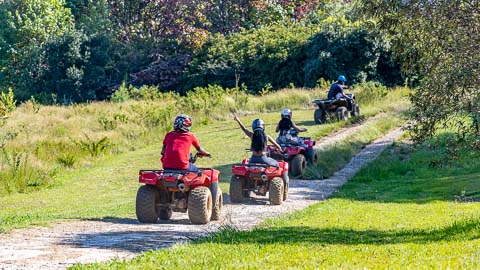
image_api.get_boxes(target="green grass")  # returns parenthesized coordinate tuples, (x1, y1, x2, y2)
(0, 87, 408, 232)
(304, 112, 405, 179)
(73, 134, 480, 269)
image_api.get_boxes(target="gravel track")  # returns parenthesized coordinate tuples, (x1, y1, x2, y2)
(0, 122, 403, 270)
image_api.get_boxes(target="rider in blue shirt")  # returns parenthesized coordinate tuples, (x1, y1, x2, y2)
(328, 75, 347, 99)
(328, 75, 352, 110)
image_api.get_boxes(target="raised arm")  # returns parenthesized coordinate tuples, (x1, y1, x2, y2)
(234, 115, 253, 138)
(267, 135, 283, 152)
(292, 122, 307, 132)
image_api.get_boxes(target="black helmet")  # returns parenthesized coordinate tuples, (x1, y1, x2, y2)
(252, 119, 265, 131)
(174, 114, 192, 132)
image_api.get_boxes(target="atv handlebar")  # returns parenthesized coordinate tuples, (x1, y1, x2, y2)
(190, 152, 211, 163)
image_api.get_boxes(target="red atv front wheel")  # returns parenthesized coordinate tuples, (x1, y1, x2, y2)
(211, 188, 223, 221)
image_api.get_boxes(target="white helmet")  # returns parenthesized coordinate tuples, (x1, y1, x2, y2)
(281, 108, 292, 119)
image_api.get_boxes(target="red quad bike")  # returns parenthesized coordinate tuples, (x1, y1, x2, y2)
(313, 93, 360, 124)
(230, 160, 289, 205)
(136, 153, 222, 225)
(268, 130, 319, 177)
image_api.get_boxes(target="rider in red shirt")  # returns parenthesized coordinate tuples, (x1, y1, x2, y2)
(161, 114, 210, 171)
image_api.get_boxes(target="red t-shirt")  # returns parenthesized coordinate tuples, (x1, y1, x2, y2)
(161, 131, 200, 169)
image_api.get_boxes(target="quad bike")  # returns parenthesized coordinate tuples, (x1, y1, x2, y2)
(313, 93, 360, 124)
(268, 129, 319, 177)
(230, 159, 289, 205)
(136, 153, 222, 225)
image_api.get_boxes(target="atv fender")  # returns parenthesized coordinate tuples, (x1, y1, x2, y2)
(204, 169, 220, 183)
(277, 161, 288, 174)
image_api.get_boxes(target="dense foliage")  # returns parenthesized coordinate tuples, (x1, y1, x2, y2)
(185, 22, 400, 92)
(0, 0, 403, 102)
(359, 1, 480, 146)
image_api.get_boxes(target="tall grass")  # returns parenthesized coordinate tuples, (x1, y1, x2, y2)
(0, 86, 325, 195)
(0, 83, 407, 195)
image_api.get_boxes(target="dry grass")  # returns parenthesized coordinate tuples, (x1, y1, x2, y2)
(0, 87, 326, 195)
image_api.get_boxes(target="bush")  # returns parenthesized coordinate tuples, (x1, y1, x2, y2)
(111, 82, 131, 103)
(0, 0, 74, 101)
(0, 87, 16, 116)
(186, 21, 398, 93)
(353, 81, 388, 105)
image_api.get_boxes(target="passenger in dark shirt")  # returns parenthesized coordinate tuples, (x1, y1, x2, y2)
(275, 108, 306, 137)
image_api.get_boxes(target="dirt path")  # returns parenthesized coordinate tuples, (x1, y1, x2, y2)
(0, 123, 403, 270)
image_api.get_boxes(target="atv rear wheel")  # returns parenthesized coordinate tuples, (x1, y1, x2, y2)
(269, 177, 284, 205)
(351, 104, 360, 117)
(291, 154, 306, 177)
(314, 109, 326, 124)
(336, 107, 348, 121)
(136, 185, 159, 223)
(211, 188, 223, 221)
(159, 208, 173, 220)
(230, 176, 244, 203)
(188, 186, 213, 224)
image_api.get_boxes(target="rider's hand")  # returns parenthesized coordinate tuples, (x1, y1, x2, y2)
(302, 128, 308, 132)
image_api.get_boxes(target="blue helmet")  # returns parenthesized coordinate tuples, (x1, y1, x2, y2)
(338, 75, 347, 83)
(252, 119, 265, 131)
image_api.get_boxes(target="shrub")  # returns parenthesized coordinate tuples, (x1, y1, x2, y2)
(111, 82, 131, 102)
(0, 87, 16, 116)
(78, 135, 110, 157)
(353, 81, 388, 105)
(57, 153, 77, 168)
(186, 22, 397, 93)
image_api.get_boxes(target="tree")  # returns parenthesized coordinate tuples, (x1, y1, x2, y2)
(0, 0, 74, 100)
(359, 1, 480, 146)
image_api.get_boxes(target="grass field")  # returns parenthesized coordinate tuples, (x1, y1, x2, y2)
(73, 133, 480, 269)
(0, 87, 409, 233)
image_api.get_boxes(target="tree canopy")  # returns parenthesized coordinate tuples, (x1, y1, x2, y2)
(359, 0, 480, 146)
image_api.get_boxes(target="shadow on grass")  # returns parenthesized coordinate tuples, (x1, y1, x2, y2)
(54, 215, 480, 253)
(200, 218, 480, 246)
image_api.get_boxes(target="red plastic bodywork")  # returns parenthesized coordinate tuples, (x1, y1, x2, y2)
(268, 139, 315, 160)
(231, 159, 288, 178)
(138, 168, 220, 189)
